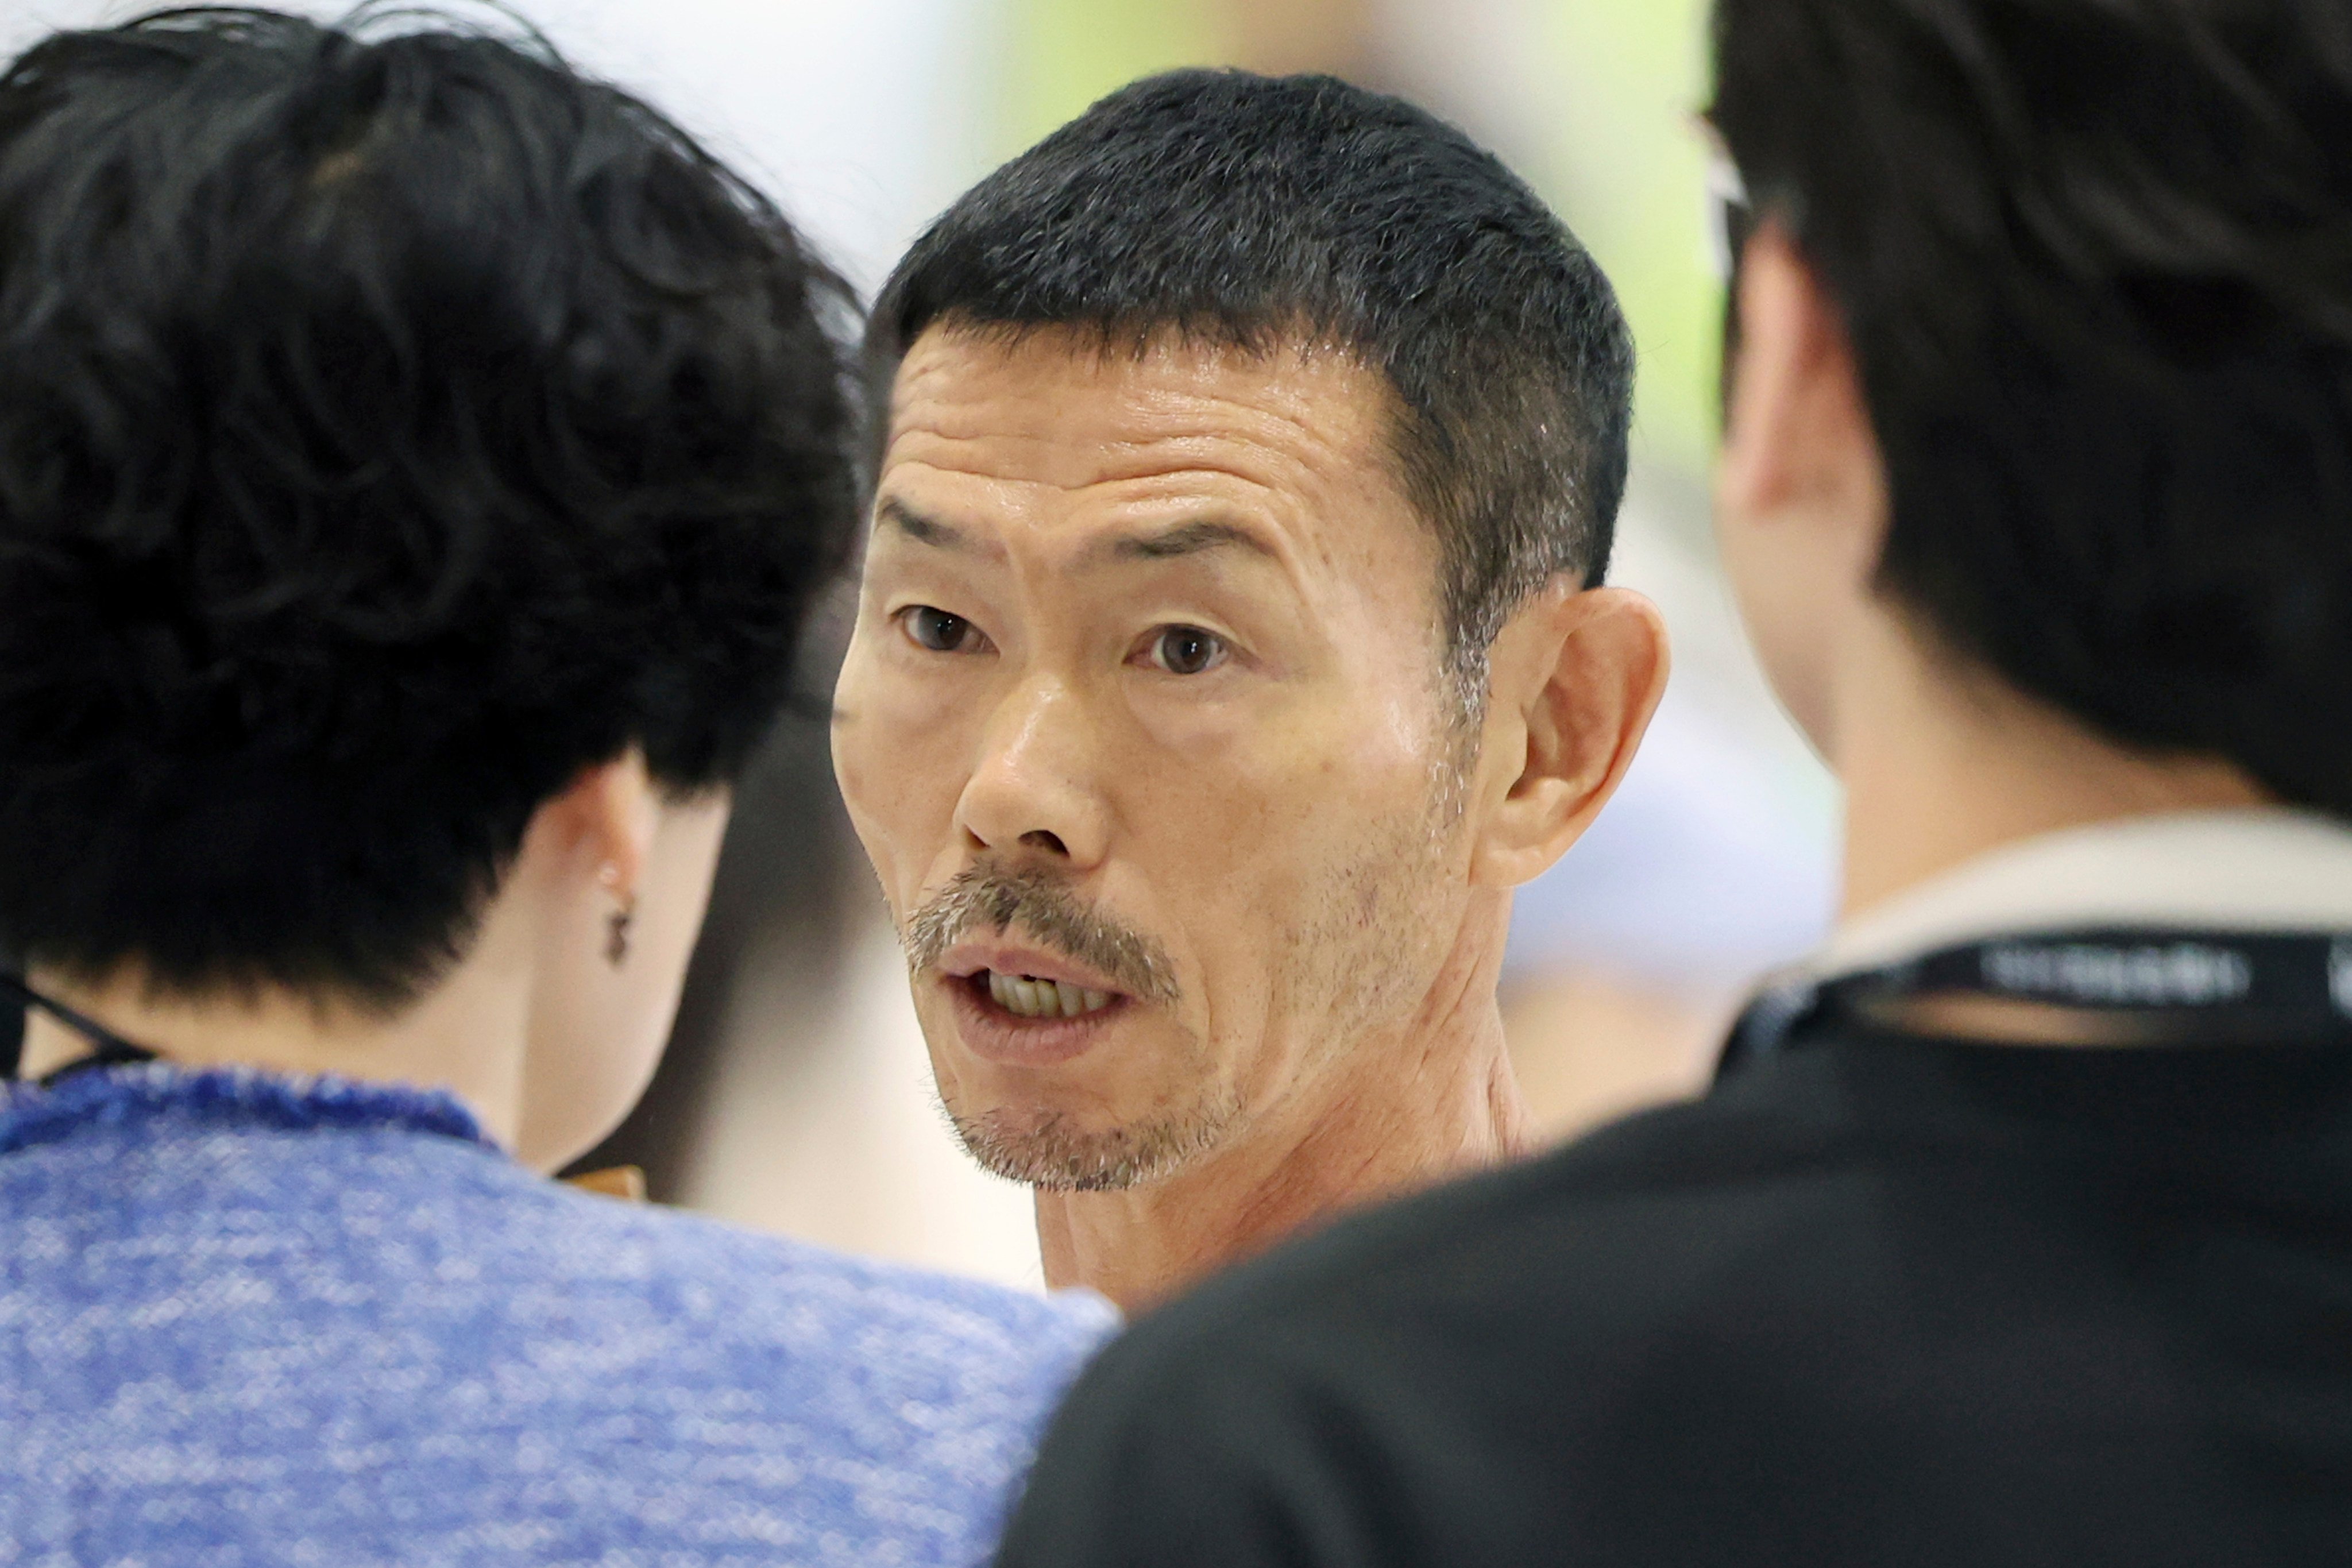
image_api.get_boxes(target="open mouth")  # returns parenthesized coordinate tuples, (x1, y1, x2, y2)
(941, 946, 1138, 1066)
(976, 970, 1119, 1020)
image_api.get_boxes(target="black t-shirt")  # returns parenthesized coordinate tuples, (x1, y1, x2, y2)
(997, 1030, 2352, 1567)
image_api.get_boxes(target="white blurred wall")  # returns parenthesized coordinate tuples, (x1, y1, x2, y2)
(1, 0, 992, 293)
(684, 906, 1045, 1289)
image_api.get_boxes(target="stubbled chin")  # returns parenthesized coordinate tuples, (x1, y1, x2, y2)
(941, 1098, 1237, 1191)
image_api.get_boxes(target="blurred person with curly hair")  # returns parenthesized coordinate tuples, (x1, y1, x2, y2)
(0, 9, 1110, 1565)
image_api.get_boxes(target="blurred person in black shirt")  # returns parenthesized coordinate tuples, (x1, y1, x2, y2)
(993, 2, 2352, 1563)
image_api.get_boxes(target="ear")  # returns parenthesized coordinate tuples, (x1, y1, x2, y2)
(519, 748, 663, 903)
(1717, 219, 1884, 557)
(1469, 582, 1670, 888)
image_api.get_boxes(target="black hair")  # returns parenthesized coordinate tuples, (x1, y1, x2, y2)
(871, 69, 1633, 697)
(0, 6, 860, 1004)
(1713, 0, 2352, 814)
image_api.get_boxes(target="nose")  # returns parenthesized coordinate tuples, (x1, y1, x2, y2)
(953, 675, 1112, 869)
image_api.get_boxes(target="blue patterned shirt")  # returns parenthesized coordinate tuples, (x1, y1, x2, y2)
(0, 1065, 1117, 1566)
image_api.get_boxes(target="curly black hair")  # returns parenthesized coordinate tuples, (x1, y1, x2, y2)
(0, 6, 862, 1006)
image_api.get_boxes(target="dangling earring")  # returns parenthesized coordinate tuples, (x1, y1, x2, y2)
(606, 895, 636, 967)
(598, 863, 636, 968)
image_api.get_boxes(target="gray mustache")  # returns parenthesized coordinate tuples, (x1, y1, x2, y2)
(903, 864, 1179, 1005)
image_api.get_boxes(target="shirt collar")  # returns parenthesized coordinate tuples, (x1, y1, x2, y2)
(1815, 807, 2352, 981)
(1, 1060, 492, 1159)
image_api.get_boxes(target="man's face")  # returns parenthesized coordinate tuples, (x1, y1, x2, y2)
(833, 326, 1474, 1191)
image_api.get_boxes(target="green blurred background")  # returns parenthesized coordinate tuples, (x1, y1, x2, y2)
(997, 0, 1720, 483)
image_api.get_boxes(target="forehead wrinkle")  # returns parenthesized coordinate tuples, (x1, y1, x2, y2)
(884, 334, 1424, 605)
(889, 405, 1364, 503)
(890, 329, 1389, 485)
(880, 441, 1319, 569)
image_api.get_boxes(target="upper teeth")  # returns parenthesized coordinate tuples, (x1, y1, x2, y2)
(987, 971, 1114, 1019)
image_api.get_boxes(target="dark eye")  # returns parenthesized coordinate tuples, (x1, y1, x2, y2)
(900, 605, 984, 654)
(1149, 625, 1227, 676)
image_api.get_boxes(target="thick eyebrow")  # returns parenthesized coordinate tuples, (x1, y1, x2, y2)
(1097, 519, 1280, 565)
(875, 496, 979, 554)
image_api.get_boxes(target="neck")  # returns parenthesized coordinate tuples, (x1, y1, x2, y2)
(1832, 607, 2268, 921)
(19, 931, 536, 1152)
(1033, 908, 1531, 1312)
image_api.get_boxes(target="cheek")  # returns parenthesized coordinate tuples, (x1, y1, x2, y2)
(1715, 511, 1837, 747)
(1136, 692, 1439, 975)
(1136, 656, 1443, 822)
(516, 928, 666, 1169)
(833, 646, 974, 878)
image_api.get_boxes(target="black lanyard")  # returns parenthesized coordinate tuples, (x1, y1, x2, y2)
(1720, 928, 2352, 1077)
(0, 972, 160, 1086)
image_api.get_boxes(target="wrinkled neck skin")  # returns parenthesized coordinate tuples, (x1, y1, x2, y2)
(1829, 606, 2267, 924)
(1034, 890, 1531, 1313)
